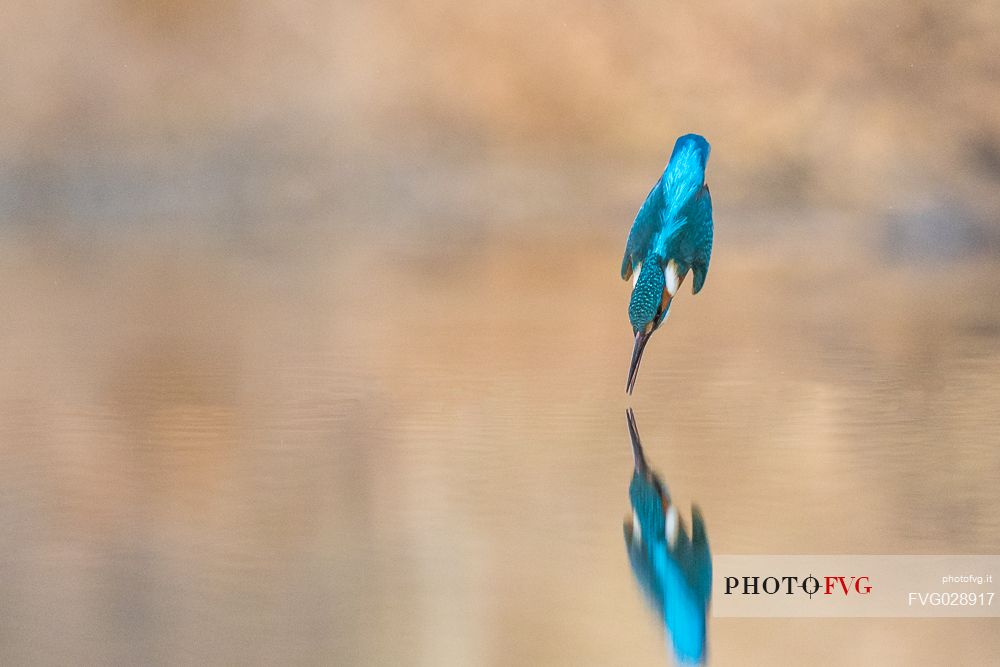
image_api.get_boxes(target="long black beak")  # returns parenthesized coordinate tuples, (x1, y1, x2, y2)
(626, 329, 651, 394)
(626, 408, 647, 474)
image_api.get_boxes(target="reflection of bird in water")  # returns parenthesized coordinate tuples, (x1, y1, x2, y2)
(623, 409, 712, 664)
(621, 134, 714, 394)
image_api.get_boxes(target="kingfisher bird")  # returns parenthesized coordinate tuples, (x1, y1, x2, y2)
(623, 409, 712, 664)
(621, 134, 714, 393)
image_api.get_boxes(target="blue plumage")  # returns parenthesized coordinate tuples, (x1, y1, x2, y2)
(622, 134, 714, 393)
(624, 410, 712, 665)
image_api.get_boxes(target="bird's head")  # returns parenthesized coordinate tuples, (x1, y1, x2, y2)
(627, 261, 669, 393)
(624, 409, 669, 545)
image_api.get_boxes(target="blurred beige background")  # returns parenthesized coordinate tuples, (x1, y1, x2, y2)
(1, 2, 999, 665)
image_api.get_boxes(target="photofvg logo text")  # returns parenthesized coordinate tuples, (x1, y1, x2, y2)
(724, 574, 871, 598)
(712, 555, 1000, 617)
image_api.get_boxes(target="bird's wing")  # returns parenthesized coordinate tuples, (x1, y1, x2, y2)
(624, 532, 667, 621)
(690, 505, 713, 604)
(621, 178, 664, 280)
(686, 184, 713, 294)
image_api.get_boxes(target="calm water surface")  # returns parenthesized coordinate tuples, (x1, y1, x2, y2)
(1, 222, 999, 665)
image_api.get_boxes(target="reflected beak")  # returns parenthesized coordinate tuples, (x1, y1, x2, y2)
(626, 408, 647, 474)
(626, 329, 651, 394)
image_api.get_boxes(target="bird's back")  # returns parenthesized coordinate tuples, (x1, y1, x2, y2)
(622, 134, 711, 279)
(655, 135, 710, 252)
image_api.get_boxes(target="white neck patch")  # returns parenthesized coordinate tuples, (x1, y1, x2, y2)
(665, 259, 681, 296)
(665, 504, 679, 548)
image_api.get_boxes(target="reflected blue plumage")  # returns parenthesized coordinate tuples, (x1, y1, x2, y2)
(624, 410, 712, 664)
(622, 134, 714, 393)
